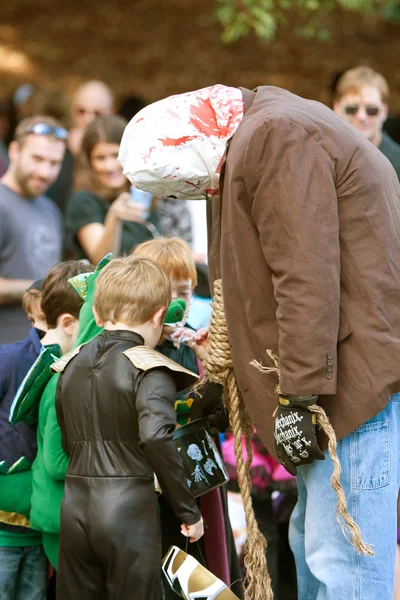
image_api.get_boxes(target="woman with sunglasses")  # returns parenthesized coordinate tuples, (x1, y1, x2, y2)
(65, 115, 158, 264)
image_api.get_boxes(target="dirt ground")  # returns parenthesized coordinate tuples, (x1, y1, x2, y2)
(1, 0, 400, 111)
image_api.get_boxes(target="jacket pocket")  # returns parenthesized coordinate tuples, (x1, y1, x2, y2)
(351, 420, 389, 490)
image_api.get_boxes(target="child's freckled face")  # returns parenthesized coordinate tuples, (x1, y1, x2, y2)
(170, 278, 192, 319)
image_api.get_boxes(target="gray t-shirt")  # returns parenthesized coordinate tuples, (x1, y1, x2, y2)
(0, 183, 62, 343)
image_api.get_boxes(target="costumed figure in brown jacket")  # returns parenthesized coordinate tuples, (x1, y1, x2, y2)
(54, 255, 204, 600)
(119, 84, 400, 600)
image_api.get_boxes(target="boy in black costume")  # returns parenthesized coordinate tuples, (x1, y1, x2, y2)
(55, 255, 203, 600)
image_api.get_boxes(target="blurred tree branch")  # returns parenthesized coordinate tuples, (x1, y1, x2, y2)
(216, 0, 400, 42)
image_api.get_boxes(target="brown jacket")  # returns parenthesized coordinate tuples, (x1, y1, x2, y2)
(208, 86, 400, 455)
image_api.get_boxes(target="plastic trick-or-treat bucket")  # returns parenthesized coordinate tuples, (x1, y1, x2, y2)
(162, 545, 240, 599)
(173, 419, 229, 498)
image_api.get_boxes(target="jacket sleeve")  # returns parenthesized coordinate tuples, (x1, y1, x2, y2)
(136, 368, 201, 526)
(245, 117, 340, 395)
(43, 398, 69, 480)
(55, 373, 69, 454)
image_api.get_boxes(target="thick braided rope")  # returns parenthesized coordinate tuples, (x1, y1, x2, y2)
(203, 280, 274, 600)
(251, 351, 374, 557)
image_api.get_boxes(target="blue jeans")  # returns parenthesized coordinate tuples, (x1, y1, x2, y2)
(289, 393, 400, 600)
(0, 545, 47, 600)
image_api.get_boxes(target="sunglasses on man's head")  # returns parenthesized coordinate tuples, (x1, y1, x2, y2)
(24, 123, 69, 140)
(344, 105, 381, 117)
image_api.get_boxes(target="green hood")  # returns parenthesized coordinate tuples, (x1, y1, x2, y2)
(69, 253, 187, 347)
(69, 253, 114, 347)
(9, 254, 115, 435)
(9, 344, 62, 430)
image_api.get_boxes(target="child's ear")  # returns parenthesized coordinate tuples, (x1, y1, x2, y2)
(59, 313, 77, 336)
(92, 305, 104, 327)
(152, 306, 166, 329)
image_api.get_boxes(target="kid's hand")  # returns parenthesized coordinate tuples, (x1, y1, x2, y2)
(181, 517, 204, 543)
(189, 328, 209, 362)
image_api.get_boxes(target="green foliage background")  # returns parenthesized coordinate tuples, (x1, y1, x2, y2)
(216, 0, 400, 42)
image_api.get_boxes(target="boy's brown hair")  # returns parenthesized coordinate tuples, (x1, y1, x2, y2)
(41, 260, 95, 329)
(133, 237, 197, 288)
(94, 255, 171, 326)
(334, 66, 390, 104)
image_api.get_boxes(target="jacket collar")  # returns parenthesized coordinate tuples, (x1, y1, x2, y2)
(206, 88, 256, 289)
(239, 87, 256, 115)
(29, 327, 45, 355)
(102, 330, 145, 345)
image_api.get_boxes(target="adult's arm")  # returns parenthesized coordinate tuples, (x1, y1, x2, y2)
(246, 117, 340, 395)
(67, 190, 144, 263)
(0, 277, 33, 305)
(77, 216, 123, 265)
(66, 190, 122, 264)
(136, 369, 201, 526)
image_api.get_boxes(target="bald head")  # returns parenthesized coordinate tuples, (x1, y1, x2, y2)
(72, 80, 115, 130)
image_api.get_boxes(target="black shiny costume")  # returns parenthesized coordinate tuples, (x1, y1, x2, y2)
(55, 330, 200, 600)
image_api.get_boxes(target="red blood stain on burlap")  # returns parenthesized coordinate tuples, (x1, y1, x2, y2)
(189, 97, 229, 138)
(159, 135, 199, 147)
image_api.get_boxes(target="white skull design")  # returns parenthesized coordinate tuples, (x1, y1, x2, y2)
(187, 443, 203, 461)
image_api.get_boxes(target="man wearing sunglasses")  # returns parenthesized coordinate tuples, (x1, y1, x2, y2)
(69, 80, 115, 156)
(0, 116, 66, 343)
(333, 66, 400, 179)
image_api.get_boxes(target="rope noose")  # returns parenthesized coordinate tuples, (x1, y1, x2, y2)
(203, 280, 274, 600)
(251, 351, 374, 557)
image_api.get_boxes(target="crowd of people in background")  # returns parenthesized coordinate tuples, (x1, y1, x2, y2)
(0, 79, 202, 346)
(0, 65, 400, 600)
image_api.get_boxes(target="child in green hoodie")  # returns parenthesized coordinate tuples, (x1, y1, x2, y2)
(31, 258, 105, 568)
(10, 257, 103, 571)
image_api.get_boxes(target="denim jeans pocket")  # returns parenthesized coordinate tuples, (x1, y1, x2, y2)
(352, 420, 389, 490)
